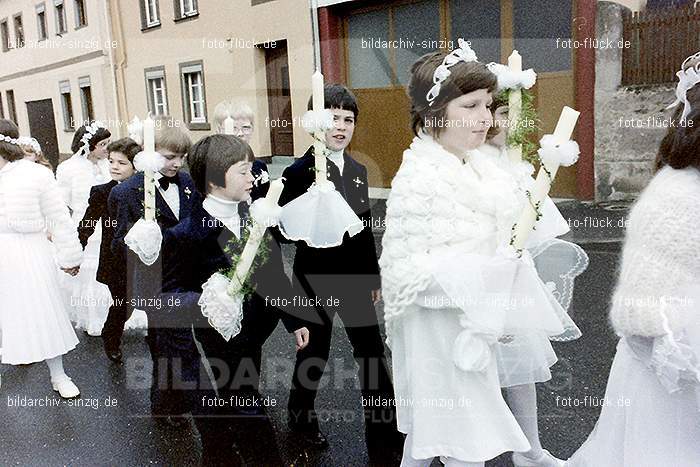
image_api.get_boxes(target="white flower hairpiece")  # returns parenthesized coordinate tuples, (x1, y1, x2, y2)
(485, 62, 537, 92)
(17, 136, 42, 154)
(0, 133, 20, 146)
(667, 51, 700, 123)
(77, 120, 106, 157)
(426, 38, 478, 107)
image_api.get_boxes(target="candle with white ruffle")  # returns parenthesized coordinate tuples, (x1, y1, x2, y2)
(228, 178, 285, 295)
(143, 116, 157, 222)
(511, 106, 580, 250)
(507, 50, 523, 164)
(312, 70, 328, 185)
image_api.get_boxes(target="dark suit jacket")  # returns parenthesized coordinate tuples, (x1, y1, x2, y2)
(251, 159, 270, 200)
(77, 180, 122, 286)
(279, 146, 380, 293)
(108, 170, 200, 258)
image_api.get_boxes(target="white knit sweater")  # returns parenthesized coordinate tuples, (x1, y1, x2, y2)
(379, 133, 522, 327)
(610, 165, 700, 337)
(0, 160, 82, 268)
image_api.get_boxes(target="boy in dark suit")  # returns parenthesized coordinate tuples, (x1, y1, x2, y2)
(78, 138, 140, 363)
(108, 119, 199, 420)
(140, 134, 310, 464)
(280, 84, 397, 450)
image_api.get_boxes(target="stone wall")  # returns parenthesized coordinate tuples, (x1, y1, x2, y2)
(594, 2, 677, 201)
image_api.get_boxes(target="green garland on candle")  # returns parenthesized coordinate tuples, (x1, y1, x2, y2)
(499, 88, 540, 166)
(221, 223, 271, 297)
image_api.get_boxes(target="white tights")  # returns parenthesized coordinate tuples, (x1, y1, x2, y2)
(400, 433, 484, 467)
(504, 382, 544, 459)
(45, 355, 68, 381)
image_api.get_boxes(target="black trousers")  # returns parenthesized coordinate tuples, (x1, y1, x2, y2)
(193, 315, 283, 465)
(287, 276, 397, 432)
(101, 279, 134, 349)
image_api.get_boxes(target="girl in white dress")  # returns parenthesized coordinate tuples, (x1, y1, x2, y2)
(56, 122, 112, 336)
(479, 92, 588, 467)
(380, 40, 577, 467)
(566, 52, 700, 467)
(0, 119, 82, 398)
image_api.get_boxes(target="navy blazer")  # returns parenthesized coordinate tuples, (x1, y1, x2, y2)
(251, 159, 270, 200)
(78, 180, 122, 286)
(107, 170, 200, 258)
(279, 146, 380, 291)
(136, 200, 303, 334)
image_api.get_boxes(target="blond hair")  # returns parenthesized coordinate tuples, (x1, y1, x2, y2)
(213, 101, 255, 133)
(154, 116, 192, 155)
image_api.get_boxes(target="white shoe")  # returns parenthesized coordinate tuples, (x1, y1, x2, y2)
(513, 449, 565, 467)
(51, 376, 80, 399)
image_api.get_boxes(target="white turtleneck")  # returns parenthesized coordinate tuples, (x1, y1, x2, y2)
(328, 149, 344, 174)
(202, 194, 241, 238)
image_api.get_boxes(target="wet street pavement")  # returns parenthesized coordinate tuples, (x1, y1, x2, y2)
(1, 200, 628, 466)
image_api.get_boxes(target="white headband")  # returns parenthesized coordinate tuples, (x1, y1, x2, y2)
(668, 51, 700, 123)
(426, 38, 478, 107)
(17, 136, 41, 154)
(0, 133, 20, 146)
(77, 120, 106, 157)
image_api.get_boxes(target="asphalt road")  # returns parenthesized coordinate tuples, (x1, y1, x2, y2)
(1, 201, 626, 466)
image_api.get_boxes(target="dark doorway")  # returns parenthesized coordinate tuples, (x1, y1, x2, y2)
(263, 40, 294, 155)
(26, 99, 60, 170)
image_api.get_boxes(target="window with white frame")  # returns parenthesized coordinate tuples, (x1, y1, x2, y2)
(179, 0, 198, 18)
(74, 0, 87, 28)
(180, 62, 206, 125)
(144, 0, 160, 27)
(79, 76, 93, 122)
(59, 80, 74, 130)
(36, 4, 48, 40)
(0, 20, 9, 52)
(13, 14, 24, 48)
(145, 67, 168, 116)
(54, 0, 67, 34)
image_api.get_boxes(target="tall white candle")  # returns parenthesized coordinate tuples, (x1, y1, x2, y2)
(224, 116, 235, 135)
(511, 106, 580, 250)
(143, 116, 156, 222)
(507, 50, 523, 164)
(311, 70, 328, 184)
(229, 179, 286, 295)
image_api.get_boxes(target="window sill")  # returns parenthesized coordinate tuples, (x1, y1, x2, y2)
(141, 22, 161, 32)
(187, 121, 210, 131)
(174, 13, 199, 24)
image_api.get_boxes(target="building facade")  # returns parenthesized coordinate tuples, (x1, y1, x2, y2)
(0, 0, 118, 168)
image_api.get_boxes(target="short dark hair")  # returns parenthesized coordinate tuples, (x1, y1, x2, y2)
(307, 84, 359, 120)
(188, 134, 254, 195)
(0, 119, 25, 162)
(655, 83, 700, 172)
(70, 123, 111, 154)
(107, 138, 141, 163)
(408, 51, 497, 136)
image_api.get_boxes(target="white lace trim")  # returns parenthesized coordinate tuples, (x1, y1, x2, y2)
(198, 272, 244, 341)
(124, 219, 162, 266)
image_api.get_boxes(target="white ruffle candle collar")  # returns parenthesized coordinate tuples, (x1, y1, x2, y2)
(203, 194, 242, 237)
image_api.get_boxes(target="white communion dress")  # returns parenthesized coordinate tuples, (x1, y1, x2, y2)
(56, 153, 112, 335)
(0, 160, 82, 364)
(380, 133, 579, 462)
(567, 165, 700, 467)
(480, 144, 589, 388)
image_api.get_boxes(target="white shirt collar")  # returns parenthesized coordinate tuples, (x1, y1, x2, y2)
(203, 194, 241, 237)
(328, 149, 344, 172)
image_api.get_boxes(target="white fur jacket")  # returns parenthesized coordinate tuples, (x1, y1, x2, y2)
(379, 133, 524, 327)
(56, 153, 110, 224)
(610, 165, 700, 337)
(0, 160, 82, 268)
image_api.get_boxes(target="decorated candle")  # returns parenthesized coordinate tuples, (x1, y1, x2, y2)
(229, 179, 286, 295)
(511, 106, 580, 250)
(224, 116, 235, 135)
(507, 50, 523, 164)
(143, 116, 157, 222)
(311, 70, 328, 184)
